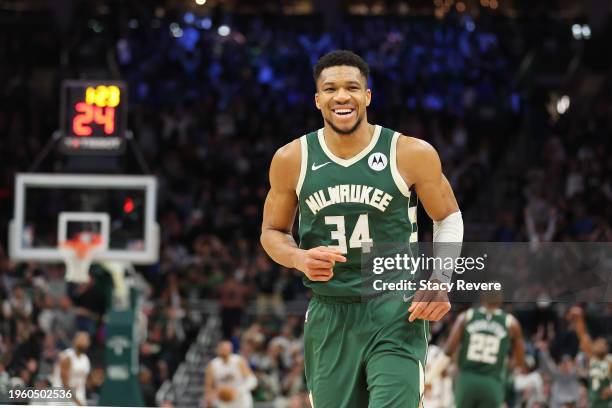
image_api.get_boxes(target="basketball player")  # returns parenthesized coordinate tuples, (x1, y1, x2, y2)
(427, 293, 525, 408)
(261, 50, 463, 407)
(568, 306, 612, 407)
(203, 341, 257, 408)
(51, 331, 91, 406)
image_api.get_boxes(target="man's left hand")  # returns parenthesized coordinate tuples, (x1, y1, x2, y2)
(408, 285, 451, 322)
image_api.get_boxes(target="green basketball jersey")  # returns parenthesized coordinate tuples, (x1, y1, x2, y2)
(458, 307, 512, 381)
(297, 125, 418, 297)
(588, 355, 612, 407)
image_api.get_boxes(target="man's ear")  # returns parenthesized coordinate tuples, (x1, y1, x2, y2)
(315, 93, 321, 110)
(366, 88, 372, 107)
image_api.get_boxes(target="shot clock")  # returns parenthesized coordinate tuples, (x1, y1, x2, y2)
(60, 80, 127, 154)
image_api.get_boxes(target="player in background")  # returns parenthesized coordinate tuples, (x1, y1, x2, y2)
(203, 341, 257, 408)
(568, 306, 612, 407)
(428, 292, 525, 408)
(50, 331, 91, 406)
(423, 342, 455, 407)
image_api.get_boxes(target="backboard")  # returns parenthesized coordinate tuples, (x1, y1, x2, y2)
(9, 173, 159, 264)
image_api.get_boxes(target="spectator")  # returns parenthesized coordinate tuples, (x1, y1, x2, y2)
(2, 286, 32, 321)
(254, 254, 283, 317)
(536, 341, 581, 408)
(0, 362, 10, 399)
(139, 367, 157, 407)
(514, 355, 546, 408)
(37, 333, 59, 381)
(525, 206, 557, 251)
(217, 273, 250, 340)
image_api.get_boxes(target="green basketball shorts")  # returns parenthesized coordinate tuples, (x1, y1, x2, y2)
(303, 294, 428, 408)
(454, 371, 504, 408)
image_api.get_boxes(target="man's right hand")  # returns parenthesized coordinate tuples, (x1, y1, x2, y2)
(292, 246, 346, 281)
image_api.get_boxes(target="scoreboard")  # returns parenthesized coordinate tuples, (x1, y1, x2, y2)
(60, 80, 127, 153)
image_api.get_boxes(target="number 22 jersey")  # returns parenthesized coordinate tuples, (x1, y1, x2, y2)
(458, 307, 512, 381)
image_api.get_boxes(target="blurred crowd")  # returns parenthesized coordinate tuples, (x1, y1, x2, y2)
(0, 257, 198, 406)
(0, 2, 611, 407)
(489, 85, 612, 245)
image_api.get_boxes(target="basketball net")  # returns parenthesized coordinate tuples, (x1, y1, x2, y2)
(59, 232, 104, 283)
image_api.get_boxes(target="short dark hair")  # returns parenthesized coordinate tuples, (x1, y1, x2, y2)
(313, 50, 370, 84)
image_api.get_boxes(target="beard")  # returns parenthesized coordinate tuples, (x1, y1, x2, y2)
(595, 349, 608, 359)
(75, 345, 88, 353)
(325, 114, 363, 135)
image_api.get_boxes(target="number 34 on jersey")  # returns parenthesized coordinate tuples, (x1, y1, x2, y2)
(324, 214, 372, 254)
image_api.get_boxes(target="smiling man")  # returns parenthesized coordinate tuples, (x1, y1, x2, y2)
(261, 50, 463, 407)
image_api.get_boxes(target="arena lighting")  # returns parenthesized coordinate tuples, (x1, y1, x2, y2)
(556, 95, 570, 115)
(571, 24, 591, 40)
(184, 12, 195, 24)
(218, 25, 230, 36)
(195, 0, 207, 4)
(170, 23, 184, 38)
(88, 19, 103, 33)
(582, 24, 591, 39)
(199, 17, 212, 29)
(123, 197, 135, 214)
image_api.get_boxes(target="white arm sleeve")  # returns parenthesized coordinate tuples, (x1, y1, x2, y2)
(237, 356, 258, 392)
(240, 374, 257, 392)
(431, 211, 464, 283)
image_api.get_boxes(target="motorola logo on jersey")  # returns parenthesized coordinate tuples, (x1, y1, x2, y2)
(368, 153, 388, 171)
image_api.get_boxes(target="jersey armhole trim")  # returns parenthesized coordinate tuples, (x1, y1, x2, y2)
(390, 132, 410, 197)
(296, 135, 308, 197)
(505, 314, 514, 329)
(466, 308, 474, 322)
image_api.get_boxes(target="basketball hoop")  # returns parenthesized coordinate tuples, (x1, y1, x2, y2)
(59, 232, 105, 283)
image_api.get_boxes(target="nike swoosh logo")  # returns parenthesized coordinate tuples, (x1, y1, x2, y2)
(403, 294, 414, 303)
(311, 162, 332, 171)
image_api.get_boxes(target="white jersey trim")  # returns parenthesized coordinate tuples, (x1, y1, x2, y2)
(317, 125, 381, 167)
(390, 132, 410, 197)
(296, 135, 308, 196)
(419, 360, 425, 398)
(506, 313, 515, 328)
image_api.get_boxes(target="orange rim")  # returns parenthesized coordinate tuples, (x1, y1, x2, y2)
(59, 234, 103, 259)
